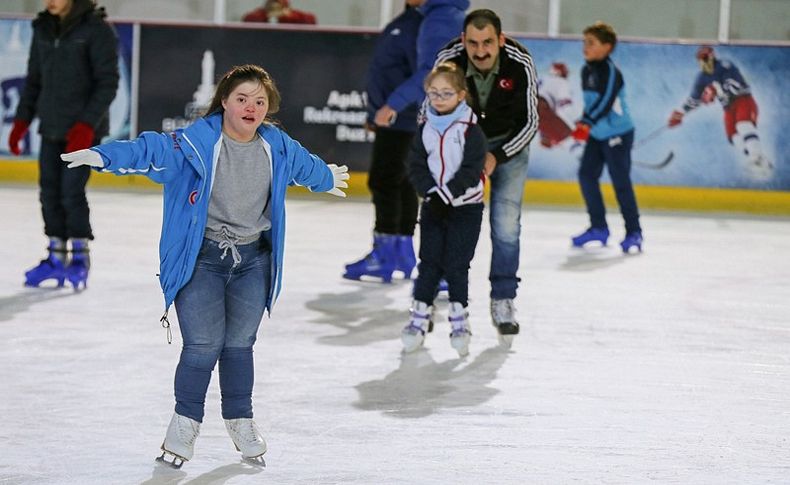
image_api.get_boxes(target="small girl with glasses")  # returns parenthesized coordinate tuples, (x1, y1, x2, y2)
(402, 62, 487, 357)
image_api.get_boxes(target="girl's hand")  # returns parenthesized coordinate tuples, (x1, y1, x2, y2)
(61, 149, 105, 169)
(326, 164, 349, 197)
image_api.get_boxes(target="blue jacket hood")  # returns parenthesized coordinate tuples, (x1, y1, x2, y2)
(421, 0, 470, 15)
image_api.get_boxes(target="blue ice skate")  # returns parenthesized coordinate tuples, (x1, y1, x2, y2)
(620, 232, 643, 254)
(24, 238, 67, 288)
(66, 239, 90, 290)
(571, 227, 610, 248)
(343, 233, 397, 283)
(437, 278, 449, 293)
(24, 255, 66, 288)
(395, 235, 416, 279)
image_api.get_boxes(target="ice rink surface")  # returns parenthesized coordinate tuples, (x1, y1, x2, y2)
(1, 186, 789, 484)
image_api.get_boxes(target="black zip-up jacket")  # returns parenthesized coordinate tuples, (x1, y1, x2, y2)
(435, 36, 538, 165)
(16, 0, 119, 140)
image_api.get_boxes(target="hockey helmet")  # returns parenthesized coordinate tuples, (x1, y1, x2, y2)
(696, 45, 714, 61)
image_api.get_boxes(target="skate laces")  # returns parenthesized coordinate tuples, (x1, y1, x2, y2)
(177, 416, 200, 445)
(491, 299, 516, 325)
(231, 419, 262, 445)
(217, 227, 242, 265)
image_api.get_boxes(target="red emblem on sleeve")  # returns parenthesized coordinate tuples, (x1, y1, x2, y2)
(498, 78, 514, 91)
(188, 190, 198, 205)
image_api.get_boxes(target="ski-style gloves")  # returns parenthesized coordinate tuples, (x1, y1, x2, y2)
(8, 120, 30, 155)
(65, 122, 95, 153)
(571, 122, 590, 142)
(61, 149, 104, 169)
(326, 164, 349, 197)
(668, 110, 684, 127)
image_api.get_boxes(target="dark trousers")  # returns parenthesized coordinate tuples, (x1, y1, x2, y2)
(367, 128, 418, 235)
(413, 202, 483, 307)
(38, 138, 94, 240)
(578, 130, 641, 234)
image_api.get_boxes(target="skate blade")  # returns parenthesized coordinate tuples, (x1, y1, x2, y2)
(450, 336, 470, 357)
(156, 451, 186, 469)
(401, 336, 425, 353)
(242, 455, 266, 467)
(342, 272, 393, 284)
(497, 334, 515, 349)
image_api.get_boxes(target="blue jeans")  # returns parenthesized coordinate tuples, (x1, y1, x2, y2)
(488, 147, 530, 300)
(173, 236, 271, 422)
(578, 130, 641, 234)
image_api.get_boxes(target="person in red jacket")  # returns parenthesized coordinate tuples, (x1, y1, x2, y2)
(242, 0, 317, 24)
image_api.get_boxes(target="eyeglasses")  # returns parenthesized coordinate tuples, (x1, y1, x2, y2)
(426, 90, 458, 101)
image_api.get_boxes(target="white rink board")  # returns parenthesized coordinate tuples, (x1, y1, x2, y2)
(0, 186, 789, 484)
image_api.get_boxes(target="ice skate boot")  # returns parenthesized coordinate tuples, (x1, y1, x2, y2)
(156, 413, 200, 469)
(225, 418, 267, 466)
(491, 299, 519, 348)
(437, 278, 449, 294)
(66, 238, 90, 290)
(24, 237, 66, 288)
(571, 227, 610, 248)
(401, 300, 432, 352)
(620, 231, 643, 254)
(343, 233, 398, 283)
(448, 302, 472, 357)
(395, 235, 416, 279)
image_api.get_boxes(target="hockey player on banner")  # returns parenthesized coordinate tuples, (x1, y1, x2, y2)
(667, 45, 773, 180)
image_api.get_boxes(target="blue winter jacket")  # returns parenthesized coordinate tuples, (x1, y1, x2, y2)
(365, 6, 423, 132)
(91, 113, 334, 312)
(384, 0, 469, 118)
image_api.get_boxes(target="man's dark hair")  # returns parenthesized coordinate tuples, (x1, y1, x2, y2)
(463, 9, 501, 36)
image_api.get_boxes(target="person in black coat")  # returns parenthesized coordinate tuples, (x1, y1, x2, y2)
(9, 0, 119, 290)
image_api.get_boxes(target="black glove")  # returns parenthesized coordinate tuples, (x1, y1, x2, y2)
(426, 195, 450, 220)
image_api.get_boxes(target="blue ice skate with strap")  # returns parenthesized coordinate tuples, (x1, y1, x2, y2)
(343, 233, 398, 283)
(620, 231, 643, 254)
(571, 227, 610, 248)
(66, 238, 90, 291)
(24, 238, 67, 288)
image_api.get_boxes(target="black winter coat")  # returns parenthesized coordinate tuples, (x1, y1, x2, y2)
(16, 0, 119, 140)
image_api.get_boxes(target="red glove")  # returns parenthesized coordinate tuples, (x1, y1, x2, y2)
(570, 122, 590, 142)
(8, 120, 30, 156)
(700, 84, 716, 104)
(668, 110, 684, 128)
(65, 122, 95, 153)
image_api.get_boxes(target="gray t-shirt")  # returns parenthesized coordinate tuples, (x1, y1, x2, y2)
(205, 135, 272, 244)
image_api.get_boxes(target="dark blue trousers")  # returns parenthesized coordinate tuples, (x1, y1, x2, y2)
(578, 130, 641, 234)
(413, 202, 483, 307)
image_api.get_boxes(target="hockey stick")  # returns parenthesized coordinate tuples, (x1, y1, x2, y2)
(633, 125, 670, 149)
(634, 151, 674, 169)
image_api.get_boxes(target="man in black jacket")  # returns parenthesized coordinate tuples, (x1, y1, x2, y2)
(9, 0, 119, 290)
(435, 9, 539, 345)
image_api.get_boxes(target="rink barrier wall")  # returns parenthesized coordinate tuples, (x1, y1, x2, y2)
(1, 160, 788, 216)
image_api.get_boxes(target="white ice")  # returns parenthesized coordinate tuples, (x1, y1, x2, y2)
(1, 186, 789, 484)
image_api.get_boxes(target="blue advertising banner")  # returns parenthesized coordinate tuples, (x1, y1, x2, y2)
(522, 38, 789, 190)
(0, 18, 133, 156)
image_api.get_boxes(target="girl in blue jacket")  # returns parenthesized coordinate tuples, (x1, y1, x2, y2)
(62, 64, 348, 467)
